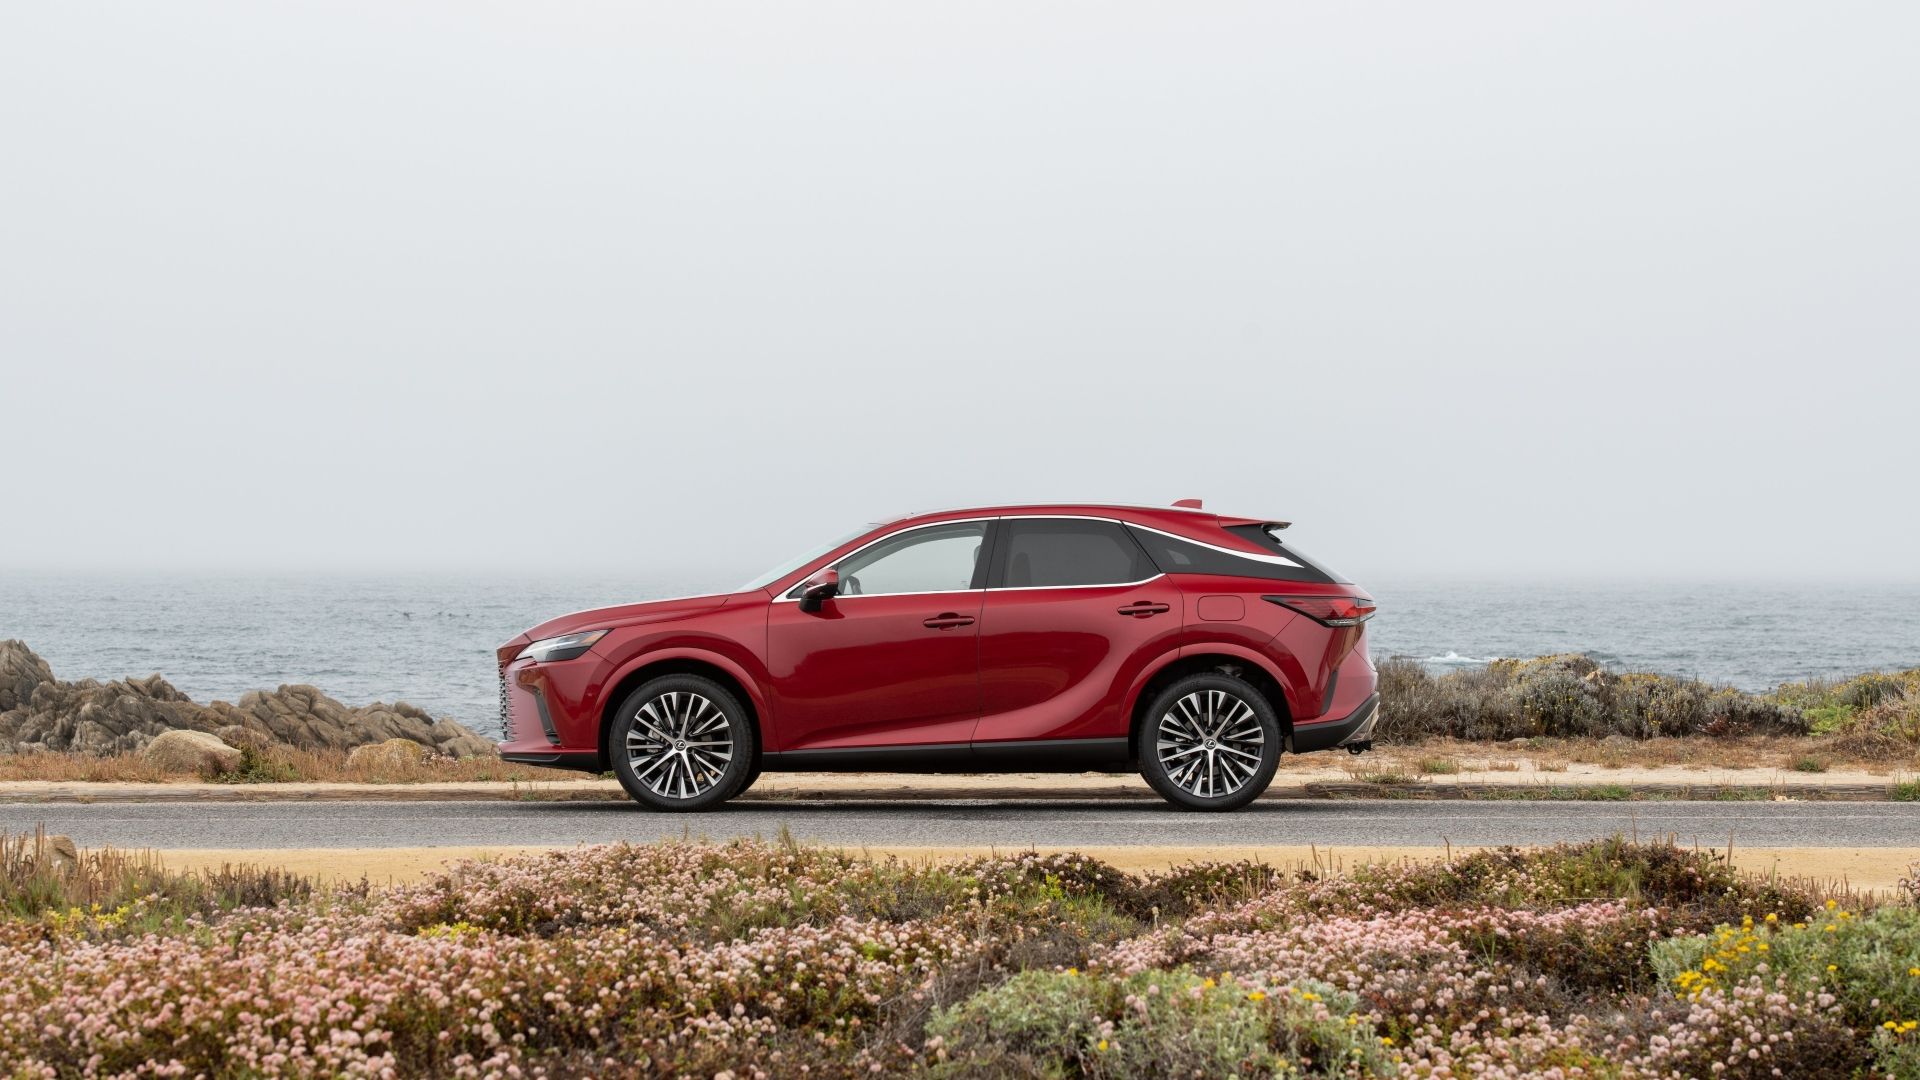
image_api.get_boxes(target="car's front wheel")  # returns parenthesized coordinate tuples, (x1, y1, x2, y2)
(609, 675, 754, 811)
(1136, 673, 1282, 811)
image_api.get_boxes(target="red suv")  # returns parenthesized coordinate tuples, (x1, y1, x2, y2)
(497, 503, 1378, 811)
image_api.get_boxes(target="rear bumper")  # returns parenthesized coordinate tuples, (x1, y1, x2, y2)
(1288, 693, 1381, 754)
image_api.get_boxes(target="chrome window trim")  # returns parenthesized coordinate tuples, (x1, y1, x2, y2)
(1124, 521, 1305, 569)
(773, 514, 1182, 602)
(775, 518, 994, 602)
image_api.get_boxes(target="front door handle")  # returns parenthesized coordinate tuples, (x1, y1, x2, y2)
(923, 613, 976, 630)
(1117, 602, 1171, 617)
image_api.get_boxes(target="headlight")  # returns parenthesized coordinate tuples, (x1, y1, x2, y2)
(516, 629, 609, 663)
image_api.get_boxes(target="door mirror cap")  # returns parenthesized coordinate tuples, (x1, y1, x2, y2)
(797, 569, 840, 612)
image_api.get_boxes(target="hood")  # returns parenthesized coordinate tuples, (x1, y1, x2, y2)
(500, 593, 735, 654)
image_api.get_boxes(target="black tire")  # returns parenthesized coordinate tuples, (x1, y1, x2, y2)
(609, 674, 755, 812)
(1135, 673, 1282, 812)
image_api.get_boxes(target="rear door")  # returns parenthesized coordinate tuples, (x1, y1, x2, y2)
(972, 517, 1181, 745)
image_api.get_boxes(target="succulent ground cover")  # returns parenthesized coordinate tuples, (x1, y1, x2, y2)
(1, 832, 1915, 1078)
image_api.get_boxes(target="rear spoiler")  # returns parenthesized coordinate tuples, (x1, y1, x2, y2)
(1173, 498, 1289, 530)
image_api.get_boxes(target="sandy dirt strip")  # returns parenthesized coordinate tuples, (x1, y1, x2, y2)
(147, 843, 1920, 894)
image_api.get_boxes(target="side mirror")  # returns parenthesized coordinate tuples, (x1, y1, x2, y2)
(797, 569, 840, 613)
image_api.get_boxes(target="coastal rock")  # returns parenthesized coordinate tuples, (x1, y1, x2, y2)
(205, 686, 492, 758)
(346, 738, 429, 772)
(0, 642, 496, 758)
(0, 640, 57, 714)
(139, 730, 244, 776)
(0, 668, 211, 756)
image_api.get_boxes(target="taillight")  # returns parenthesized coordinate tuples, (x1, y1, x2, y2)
(1263, 594, 1376, 627)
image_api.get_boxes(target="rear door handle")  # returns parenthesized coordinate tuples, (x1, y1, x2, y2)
(923, 613, 976, 630)
(1117, 602, 1171, 617)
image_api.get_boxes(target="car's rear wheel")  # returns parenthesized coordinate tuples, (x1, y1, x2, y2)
(610, 675, 753, 811)
(1136, 673, 1281, 811)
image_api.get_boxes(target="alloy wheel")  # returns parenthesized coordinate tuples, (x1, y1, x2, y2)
(1155, 689, 1266, 799)
(624, 690, 734, 800)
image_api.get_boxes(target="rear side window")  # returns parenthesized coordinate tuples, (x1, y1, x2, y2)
(996, 518, 1158, 588)
(1127, 524, 1337, 583)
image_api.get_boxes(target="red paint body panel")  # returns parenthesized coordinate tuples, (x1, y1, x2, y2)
(496, 503, 1379, 768)
(974, 581, 1183, 743)
(765, 591, 984, 750)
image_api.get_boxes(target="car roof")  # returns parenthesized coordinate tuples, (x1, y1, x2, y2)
(884, 503, 1284, 534)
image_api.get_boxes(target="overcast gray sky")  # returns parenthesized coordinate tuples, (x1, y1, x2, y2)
(2, 2, 1914, 583)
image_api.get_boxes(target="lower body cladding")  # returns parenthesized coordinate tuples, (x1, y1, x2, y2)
(1288, 693, 1380, 755)
(501, 694, 1383, 774)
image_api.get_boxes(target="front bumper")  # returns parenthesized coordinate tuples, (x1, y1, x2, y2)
(1288, 693, 1380, 754)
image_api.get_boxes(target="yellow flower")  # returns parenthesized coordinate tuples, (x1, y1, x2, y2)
(1381, 1036, 1395, 1046)
(1097, 1039, 1109, 1052)
(1247, 990, 1268, 1002)
(1828, 965, 1839, 973)
(1764, 913, 1778, 923)
(1826, 899, 1839, 910)
(1065, 968, 1078, 976)
(1910, 968, 1920, 977)
(1825, 925, 1838, 933)
(1203, 978, 1216, 989)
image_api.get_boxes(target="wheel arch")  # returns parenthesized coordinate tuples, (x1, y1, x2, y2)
(1126, 645, 1296, 751)
(598, 650, 766, 774)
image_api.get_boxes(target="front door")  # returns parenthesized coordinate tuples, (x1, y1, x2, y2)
(764, 519, 990, 750)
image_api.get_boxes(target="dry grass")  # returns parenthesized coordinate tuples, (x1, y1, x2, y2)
(0, 746, 581, 785)
(1367, 735, 1920, 776)
(1, 826, 326, 918)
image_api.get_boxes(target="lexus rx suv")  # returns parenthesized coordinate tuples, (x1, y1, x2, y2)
(497, 502, 1378, 811)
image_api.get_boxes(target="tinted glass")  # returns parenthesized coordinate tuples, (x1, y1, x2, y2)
(834, 522, 987, 596)
(998, 519, 1157, 588)
(1221, 523, 1350, 584)
(1127, 524, 1335, 583)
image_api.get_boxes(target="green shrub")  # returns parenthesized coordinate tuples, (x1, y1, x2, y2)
(1652, 904, 1920, 1076)
(926, 969, 1388, 1078)
(1375, 654, 1805, 743)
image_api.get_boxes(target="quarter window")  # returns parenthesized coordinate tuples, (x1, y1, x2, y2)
(996, 519, 1156, 588)
(832, 522, 987, 596)
(1127, 524, 1336, 583)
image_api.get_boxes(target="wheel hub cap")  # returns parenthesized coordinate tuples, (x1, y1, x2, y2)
(1155, 689, 1265, 799)
(623, 691, 734, 800)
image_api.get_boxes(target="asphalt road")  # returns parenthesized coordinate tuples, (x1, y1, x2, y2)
(5, 799, 1919, 851)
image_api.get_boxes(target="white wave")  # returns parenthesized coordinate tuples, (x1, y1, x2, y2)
(1422, 651, 1500, 665)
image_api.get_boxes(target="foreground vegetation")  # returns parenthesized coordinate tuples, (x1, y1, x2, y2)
(3, 830, 1916, 1077)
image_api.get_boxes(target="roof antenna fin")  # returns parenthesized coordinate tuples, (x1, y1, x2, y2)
(1172, 498, 1203, 509)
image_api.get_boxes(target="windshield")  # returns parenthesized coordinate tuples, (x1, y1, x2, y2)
(732, 527, 870, 592)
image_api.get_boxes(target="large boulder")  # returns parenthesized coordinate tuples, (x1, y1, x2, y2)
(346, 738, 430, 772)
(139, 730, 244, 777)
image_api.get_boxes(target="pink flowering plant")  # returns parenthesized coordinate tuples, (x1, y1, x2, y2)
(0, 835, 1910, 1078)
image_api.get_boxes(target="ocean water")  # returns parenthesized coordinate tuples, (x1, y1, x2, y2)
(3, 573, 1916, 741)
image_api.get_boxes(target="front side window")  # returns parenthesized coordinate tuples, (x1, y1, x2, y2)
(831, 521, 988, 596)
(997, 518, 1157, 588)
